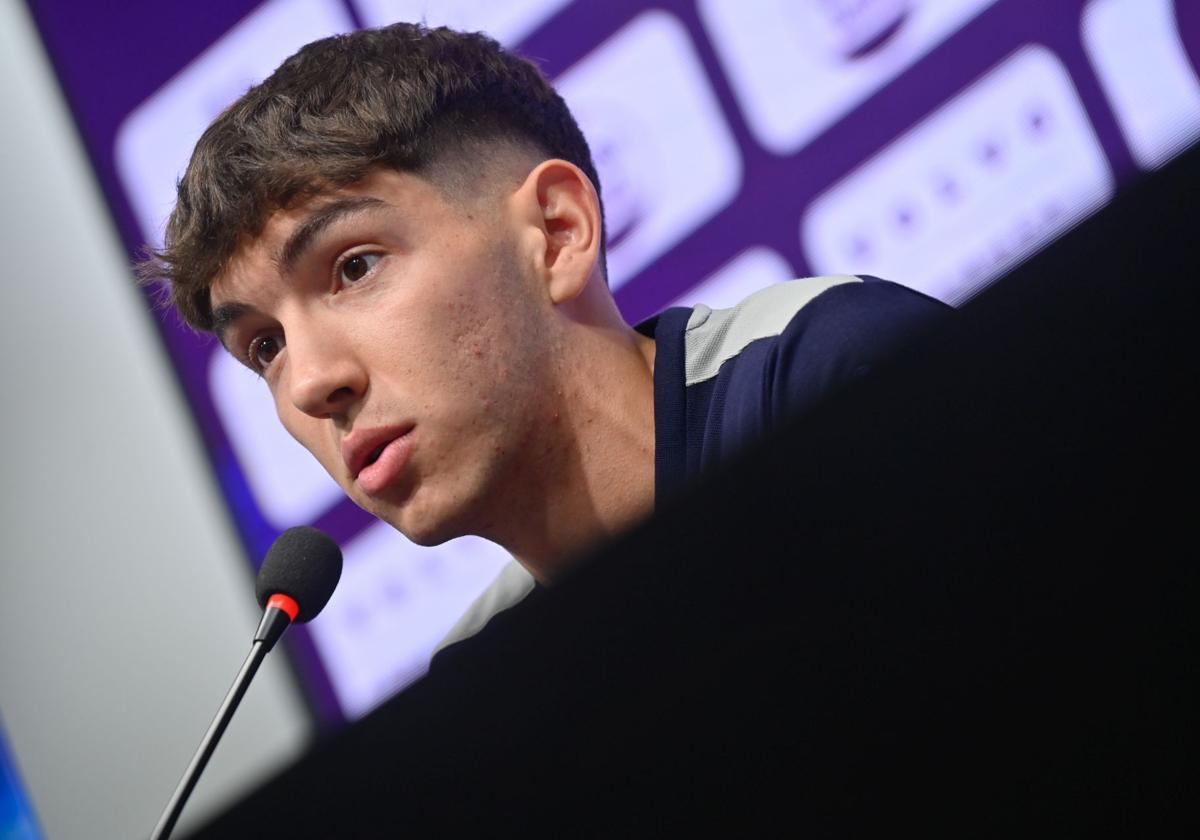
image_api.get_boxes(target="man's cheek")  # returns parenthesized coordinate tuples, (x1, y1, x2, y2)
(279, 413, 337, 475)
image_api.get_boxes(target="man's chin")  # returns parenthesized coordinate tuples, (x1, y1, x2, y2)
(351, 483, 482, 547)
(396, 523, 457, 548)
(378, 504, 469, 548)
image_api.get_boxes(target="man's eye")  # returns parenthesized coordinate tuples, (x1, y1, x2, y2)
(339, 253, 381, 284)
(249, 335, 283, 370)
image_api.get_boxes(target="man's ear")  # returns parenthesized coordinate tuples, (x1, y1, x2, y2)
(517, 159, 602, 305)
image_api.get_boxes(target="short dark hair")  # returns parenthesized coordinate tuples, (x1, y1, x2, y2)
(141, 23, 605, 330)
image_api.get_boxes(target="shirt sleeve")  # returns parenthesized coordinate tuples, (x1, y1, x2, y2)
(766, 276, 951, 425)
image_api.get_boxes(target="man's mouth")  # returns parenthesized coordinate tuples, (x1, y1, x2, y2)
(343, 425, 413, 477)
(364, 441, 388, 468)
(342, 425, 416, 497)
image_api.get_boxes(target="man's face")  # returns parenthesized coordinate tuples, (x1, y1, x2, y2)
(211, 167, 558, 546)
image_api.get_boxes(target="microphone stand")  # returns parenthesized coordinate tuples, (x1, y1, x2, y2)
(149, 606, 292, 840)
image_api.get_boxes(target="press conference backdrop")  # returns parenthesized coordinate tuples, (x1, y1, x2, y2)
(26, 0, 1200, 724)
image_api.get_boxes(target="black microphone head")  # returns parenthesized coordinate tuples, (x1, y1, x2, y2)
(255, 526, 343, 623)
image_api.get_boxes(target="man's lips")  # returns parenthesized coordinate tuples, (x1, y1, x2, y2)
(357, 434, 415, 496)
(342, 426, 415, 495)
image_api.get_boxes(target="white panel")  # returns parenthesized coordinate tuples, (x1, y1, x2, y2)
(669, 247, 795, 310)
(115, 0, 354, 246)
(209, 349, 347, 528)
(802, 45, 1113, 305)
(699, 0, 1000, 154)
(1083, 0, 1200, 170)
(307, 523, 512, 719)
(352, 0, 571, 44)
(555, 11, 743, 290)
(0, 4, 309, 839)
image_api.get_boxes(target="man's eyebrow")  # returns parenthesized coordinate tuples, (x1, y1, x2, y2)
(276, 196, 391, 274)
(211, 301, 255, 353)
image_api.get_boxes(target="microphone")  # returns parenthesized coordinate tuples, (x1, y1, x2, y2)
(253, 525, 343, 651)
(150, 527, 342, 840)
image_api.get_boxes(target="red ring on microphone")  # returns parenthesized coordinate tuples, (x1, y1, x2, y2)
(266, 593, 300, 622)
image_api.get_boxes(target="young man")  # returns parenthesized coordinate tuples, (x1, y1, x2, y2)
(145, 23, 946, 638)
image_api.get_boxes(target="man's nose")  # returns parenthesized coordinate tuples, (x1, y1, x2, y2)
(283, 327, 366, 419)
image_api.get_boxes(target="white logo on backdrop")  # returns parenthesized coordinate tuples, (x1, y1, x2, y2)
(555, 11, 743, 291)
(1083, 0, 1200, 170)
(801, 45, 1114, 305)
(699, 0, 1001, 155)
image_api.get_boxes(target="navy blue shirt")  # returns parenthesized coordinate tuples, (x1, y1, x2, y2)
(637, 275, 948, 504)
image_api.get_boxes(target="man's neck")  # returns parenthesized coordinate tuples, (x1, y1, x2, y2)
(491, 320, 657, 584)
